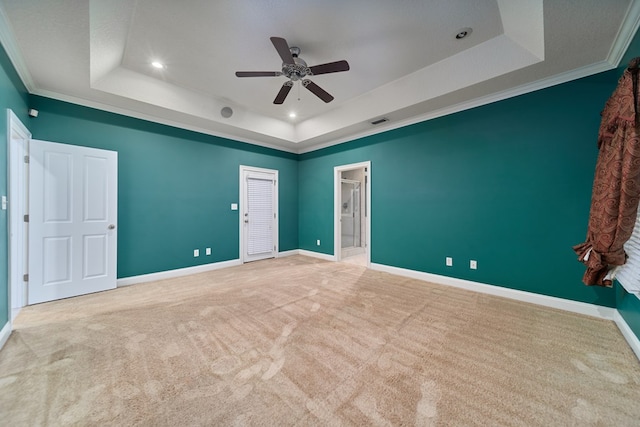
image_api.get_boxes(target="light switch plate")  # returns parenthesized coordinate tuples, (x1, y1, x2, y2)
(1, 196, 6, 210)
(446, 257, 453, 266)
(470, 260, 477, 270)
(194, 249, 200, 257)
(231, 203, 238, 210)
(206, 248, 211, 255)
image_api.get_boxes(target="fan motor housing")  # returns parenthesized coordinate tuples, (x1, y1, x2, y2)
(282, 47, 310, 81)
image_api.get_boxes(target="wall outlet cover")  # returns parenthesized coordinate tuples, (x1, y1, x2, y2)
(470, 260, 477, 269)
(316, 239, 321, 246)
(194, 249, 200, 257)
(446, 257, 453, 266)
(206, 248, 211, 255)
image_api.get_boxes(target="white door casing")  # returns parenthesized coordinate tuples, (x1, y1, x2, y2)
(240, 166, 278, 263)
(28, 139, 118, 304)
(334, 161, 371, 264)
(7, 110, 31, 320)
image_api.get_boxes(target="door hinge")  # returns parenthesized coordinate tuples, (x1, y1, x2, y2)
(23, 273, 28, 282)
(23, 214, 29, 222)
(24, 155, 29, 163)
(274, 213, 276, 219)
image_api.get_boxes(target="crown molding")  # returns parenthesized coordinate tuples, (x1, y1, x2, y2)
(0, 5, 35, 91)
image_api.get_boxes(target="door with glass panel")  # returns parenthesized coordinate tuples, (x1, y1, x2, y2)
(241, 166, 278, 262)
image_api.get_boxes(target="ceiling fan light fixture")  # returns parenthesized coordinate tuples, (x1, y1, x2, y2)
(235, 37, 350, 105)
(455, 28, 472, 40)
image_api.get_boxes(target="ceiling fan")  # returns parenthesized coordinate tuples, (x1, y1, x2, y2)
(235, 37, 350, 104)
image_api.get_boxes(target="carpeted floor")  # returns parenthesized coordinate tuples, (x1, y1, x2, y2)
(1, 255, 639, 426)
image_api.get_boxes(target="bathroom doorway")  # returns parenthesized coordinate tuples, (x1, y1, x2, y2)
(334, 161, 371, 266)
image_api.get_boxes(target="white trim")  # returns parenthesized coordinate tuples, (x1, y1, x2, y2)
(31, 89, 299, 154)
(0, 321, 11, 351)
(607, 0, 640, 67)
(614, 311, 640, 361)
(298, 62, 617, 154)
(334, 161, 372, 266)
(298, 249, 336, 262)
(116, 259, 241, 287)
(115, 253, 640, 363)
(278, 249, 299, 258)
(370, 263, 618, 320)
(0, 7, 35, 91)
(7, 109, 30, 329)
(0, 0, 637, 156)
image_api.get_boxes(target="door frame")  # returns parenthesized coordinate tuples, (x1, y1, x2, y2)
(334, 161, 371, 265)
(7, 109, 30, 322)
(239, 165, 279, 263)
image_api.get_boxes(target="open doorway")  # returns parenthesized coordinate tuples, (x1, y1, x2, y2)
(334, 161, 371, 266)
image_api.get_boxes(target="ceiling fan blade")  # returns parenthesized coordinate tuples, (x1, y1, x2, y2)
(274, 81, 293, 104)
(302, 79, 334, 103)
(270, 37, 295, 65)
(309, 60, 350, 75)
(235, 71, 282, 77)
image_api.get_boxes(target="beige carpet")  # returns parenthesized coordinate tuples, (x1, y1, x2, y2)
(1, 255, 639, 426)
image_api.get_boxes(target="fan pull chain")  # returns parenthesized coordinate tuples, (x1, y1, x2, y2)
(297, 81, 301, 101)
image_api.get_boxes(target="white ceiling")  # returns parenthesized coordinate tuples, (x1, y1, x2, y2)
(0, 0, 638, 153)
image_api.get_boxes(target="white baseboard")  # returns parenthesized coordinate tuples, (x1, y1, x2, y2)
(278, 250, 300, 257)
(11, 307, 21, 322)
(370, 263, 618, 320)
(614, 311, 640, 361)
(117, 259, 242, 287)
(0, 321, 11, 351)
(298, 249, 336, 262)
(110, 254, 640, 363)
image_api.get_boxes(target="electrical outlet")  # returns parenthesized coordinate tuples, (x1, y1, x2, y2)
(470, 260, 477, 270)
(194, 249, 200, 257)
(317, 239, 321, 246)
(446, 257, 453, 267)
(206, 248, 211, 256)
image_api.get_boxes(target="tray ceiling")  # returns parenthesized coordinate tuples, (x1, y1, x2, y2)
(0, 0, 638, 153)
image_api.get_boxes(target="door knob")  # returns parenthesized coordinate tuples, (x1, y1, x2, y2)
(108, 224, 115, 230)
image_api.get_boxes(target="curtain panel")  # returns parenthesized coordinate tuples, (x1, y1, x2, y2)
(574, 57, 640, 287)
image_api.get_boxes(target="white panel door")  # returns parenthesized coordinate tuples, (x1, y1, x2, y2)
(241, 167, 278, 263)
(28, 139, 118, 304)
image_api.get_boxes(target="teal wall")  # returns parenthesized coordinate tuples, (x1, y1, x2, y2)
(299, 71, 620, 307)
(29, 97, 298, 278)
(1, 24, 640, 345)
(0, 43, 29, 331)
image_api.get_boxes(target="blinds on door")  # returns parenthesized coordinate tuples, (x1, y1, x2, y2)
(615, 211, 640, 294)
(247, 177, 274, 255)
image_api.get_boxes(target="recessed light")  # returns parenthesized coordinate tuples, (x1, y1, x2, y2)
(151, 61, 165, 69)
(455, 27, 472, 40)
(289, 112, 296, 118)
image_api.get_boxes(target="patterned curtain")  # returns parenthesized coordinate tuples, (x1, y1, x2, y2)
(574, 57, 640, 287)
